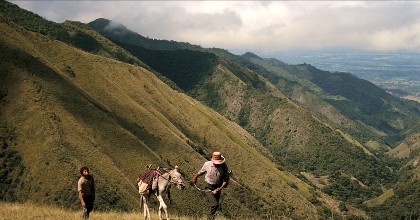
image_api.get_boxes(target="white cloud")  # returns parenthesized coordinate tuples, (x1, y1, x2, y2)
(9, 1, 420, 52)
(368, 22, 420, 51)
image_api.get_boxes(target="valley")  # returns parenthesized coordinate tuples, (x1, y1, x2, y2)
(268, 48, 420, 102)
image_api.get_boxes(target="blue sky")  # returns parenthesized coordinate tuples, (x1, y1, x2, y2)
(10, 1, 420, 53)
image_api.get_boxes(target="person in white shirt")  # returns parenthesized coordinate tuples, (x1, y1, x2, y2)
(192, 152, 230, 220)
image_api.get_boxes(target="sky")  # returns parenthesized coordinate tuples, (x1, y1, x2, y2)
(9, 1, 420, 54)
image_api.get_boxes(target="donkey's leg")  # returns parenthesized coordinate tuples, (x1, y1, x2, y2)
(156, 194, 169, 220)
(145, 197, 151, 220)
(142, 195, 151, 220)
(141, 195, 146, 220)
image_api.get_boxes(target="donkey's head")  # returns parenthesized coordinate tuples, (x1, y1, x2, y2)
(169, 165, 185, 190)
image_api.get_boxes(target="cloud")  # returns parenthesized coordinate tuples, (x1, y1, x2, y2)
(9, 1, 420, 52)
(124, 3, 243, 42)
(104, 20, 124, 32)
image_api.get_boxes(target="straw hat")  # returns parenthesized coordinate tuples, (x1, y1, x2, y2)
(211, 152, 225, 164)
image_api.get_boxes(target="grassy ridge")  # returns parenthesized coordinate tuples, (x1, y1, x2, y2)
(0, 1, 145, 67)
(88, 18, 202, 51)
(0, 12, 328, 219)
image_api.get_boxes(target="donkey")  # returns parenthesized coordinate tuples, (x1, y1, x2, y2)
(139, 166, 185, 220)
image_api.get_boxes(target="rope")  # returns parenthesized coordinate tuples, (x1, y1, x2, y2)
(157, 169, 183, 186)
(191, 182, 213, 193)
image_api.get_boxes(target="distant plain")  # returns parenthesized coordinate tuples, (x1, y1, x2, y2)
(269, 48, 420, 102)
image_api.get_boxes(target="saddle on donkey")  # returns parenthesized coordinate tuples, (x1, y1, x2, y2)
(136, 164, 159, 194)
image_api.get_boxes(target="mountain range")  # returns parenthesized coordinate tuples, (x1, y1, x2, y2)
(1, 1, 419, 219)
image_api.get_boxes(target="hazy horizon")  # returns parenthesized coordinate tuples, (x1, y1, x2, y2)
(10, 1, 420, 53)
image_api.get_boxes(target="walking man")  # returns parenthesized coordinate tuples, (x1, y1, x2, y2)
(191, 152, 230, 220)
(78, 166, 95, 219)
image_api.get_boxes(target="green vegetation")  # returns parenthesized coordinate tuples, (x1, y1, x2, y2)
(0, 1, 103, 55)
(0, 10, 327, 219)
(117, 43, 218, 91)
(0, 1, 150, 76)
(243, 54, 420, 146)
(368, 167, 420, 219)
(88, 13, 420, 219)
(88, 18, 203, 51)
(364, 188, 394, 207)
(2, 1, 420, 218)
(0, 125, 25, 202)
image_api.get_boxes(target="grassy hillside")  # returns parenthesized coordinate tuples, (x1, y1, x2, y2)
(137, 50, 399, 204)
(101, 22, 397, 191)
(387, 133, 420, 159)
(0, 1, 144, 67)
(0, 202, 211, 220)
(0, 1, 181, 92)
(2, 2, 419, 218)
(0, 13, 338, 219)
(243, 53, 420, 145)
(372, 133, 420, 218)
(118, 44, 219, 91)
(86, 18, 417, 217)
(367, 157, 420, 219)
(87, 17, 419, 147)
(242, 53, 382, 144)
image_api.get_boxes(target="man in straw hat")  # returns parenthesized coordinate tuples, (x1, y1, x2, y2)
(192, 152, 230, 220)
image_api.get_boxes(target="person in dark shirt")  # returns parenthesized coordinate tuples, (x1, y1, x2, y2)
(78, 166, 95, 219)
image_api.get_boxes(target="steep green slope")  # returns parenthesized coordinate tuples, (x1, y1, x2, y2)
(387, 132, 420, 159)
(117, 44, 218, 91)
(368, 150, 420, 219)
(3, 4, 417, 217)
(243, 53, 420, 145)
(102, 22, 399, 207)
(88, 17, 419, 145)
(0, 1, 180, 91)
(87, 18, 411, 215)
(0, 15, 331, 219)
(242, 53, 420, 219)
(367, 133, 420, 219)
(0, 1, 143, 66)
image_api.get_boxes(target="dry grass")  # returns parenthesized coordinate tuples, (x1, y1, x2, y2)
(300, 172, 329, 189)
(402, 95, 420, 103)
(335, 129, 373, 156)
(364, 188, 394, 207)
(387, 133, 420, 159)
(0, 202, 213, 220)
